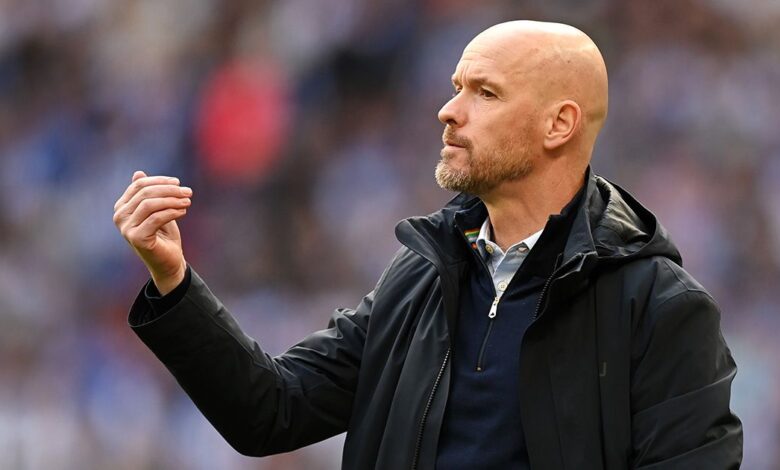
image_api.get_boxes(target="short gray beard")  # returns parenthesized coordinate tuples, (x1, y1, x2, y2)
(435, 159, 479, 193)
(434, 148, 533, 195)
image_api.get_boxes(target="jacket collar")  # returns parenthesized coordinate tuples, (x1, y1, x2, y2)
(395, 165, 681, 279)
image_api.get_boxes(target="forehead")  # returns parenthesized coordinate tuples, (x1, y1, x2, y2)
(452, 35, 535, 85)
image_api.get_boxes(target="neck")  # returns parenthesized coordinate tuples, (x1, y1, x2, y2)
(480, 164, 585, 252)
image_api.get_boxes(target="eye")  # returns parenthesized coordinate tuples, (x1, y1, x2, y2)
(451, 87, 462, 98)
(479, 88, 496, 99)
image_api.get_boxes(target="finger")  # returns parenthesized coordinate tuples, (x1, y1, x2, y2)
(120, 184, 193, 218)
(116, 175, 178, 211)
(132, 170, 147, 182)
(114, 175, 181, 211)
(114, 184, 192, 228)
(125, 196, 191, 229)
(132, 207, 188, 243)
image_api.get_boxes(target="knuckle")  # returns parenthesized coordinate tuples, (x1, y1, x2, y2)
(125, 227, 139, 241)
(148, 211, 164, 223)
(140, 184, 168, 199)
(137, 199, 154, 212)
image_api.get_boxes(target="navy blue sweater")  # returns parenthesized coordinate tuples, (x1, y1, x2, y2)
(435, 185, 584, 469)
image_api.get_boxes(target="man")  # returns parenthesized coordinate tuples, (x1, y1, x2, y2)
(113, 21, 743, 469)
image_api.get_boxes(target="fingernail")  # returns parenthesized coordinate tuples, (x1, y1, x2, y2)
(169, 177, 180, 184)
(181, 186, 192, 196)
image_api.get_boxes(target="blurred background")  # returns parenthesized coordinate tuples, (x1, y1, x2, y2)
(0, 0, 778, 468)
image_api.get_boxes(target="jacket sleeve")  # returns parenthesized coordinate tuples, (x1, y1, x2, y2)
(630, 290, 743, 469)
(128, 267, 373, 456)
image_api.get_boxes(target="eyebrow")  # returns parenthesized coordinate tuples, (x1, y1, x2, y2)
(451, 74, 503, 92)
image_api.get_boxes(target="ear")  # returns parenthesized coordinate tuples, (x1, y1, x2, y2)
(543, 100, 581, 151)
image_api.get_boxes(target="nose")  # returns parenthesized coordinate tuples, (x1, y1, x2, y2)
(438, 93, 465, 127)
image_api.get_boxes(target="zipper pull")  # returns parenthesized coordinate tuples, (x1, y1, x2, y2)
(488, 296, 500, 319)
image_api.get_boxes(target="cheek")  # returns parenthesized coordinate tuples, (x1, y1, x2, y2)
(503, 117, 539, 148)
(471, 105, 533, 151)
(481, 110, 515, 138)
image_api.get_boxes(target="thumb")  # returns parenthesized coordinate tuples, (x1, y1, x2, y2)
(132, 170, 147, 182)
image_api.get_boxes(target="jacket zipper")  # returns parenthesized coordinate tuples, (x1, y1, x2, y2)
(411, 348, 451, 470)
(476, 295, 500, 371)
(532, 253, 575, 321)
(532, 275, 554, 321)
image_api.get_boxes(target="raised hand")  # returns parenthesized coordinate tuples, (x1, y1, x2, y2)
(113, 171, 192, 295)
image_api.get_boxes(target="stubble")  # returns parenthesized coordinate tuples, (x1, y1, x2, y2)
(435, 129, 534, 195)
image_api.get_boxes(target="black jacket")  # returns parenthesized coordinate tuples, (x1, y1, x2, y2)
(129, 170, 743, 469)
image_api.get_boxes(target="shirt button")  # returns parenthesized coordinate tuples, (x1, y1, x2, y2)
(498, 280, 508, 291)
(518, 244, 529, 253)
(485, 244, 494, 254)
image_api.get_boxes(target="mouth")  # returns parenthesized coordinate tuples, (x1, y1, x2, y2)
(442, 127, 470, 149)
(442, 135, 470, 149)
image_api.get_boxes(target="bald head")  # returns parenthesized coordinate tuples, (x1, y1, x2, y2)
(464, 21, 608, 157)
(436, 21, 608, 195)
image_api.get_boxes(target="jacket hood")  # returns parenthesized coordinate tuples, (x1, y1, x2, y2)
(396, 167, 682, 271)
(564, 170, 681, 267)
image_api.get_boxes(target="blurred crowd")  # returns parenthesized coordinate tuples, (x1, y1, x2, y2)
(0, 0, 779, 468)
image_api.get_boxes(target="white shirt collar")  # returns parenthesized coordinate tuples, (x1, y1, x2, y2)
(477, 217, 544, 255)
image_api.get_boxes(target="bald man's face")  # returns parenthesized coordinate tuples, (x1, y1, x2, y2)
(435, 22, 608, 196)
(435, 34, 542, 195)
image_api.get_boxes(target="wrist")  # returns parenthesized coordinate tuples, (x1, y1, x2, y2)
(151, 260, 187, 296)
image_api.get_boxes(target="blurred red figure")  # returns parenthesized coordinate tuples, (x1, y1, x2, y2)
(196, 59, 290, 185)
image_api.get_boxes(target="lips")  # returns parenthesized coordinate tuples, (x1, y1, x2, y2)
(442, 132, 469, 149)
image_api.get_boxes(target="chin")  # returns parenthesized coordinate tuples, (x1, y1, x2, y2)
(435, 160, 472, 192)
(440, 149, 469, 168)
